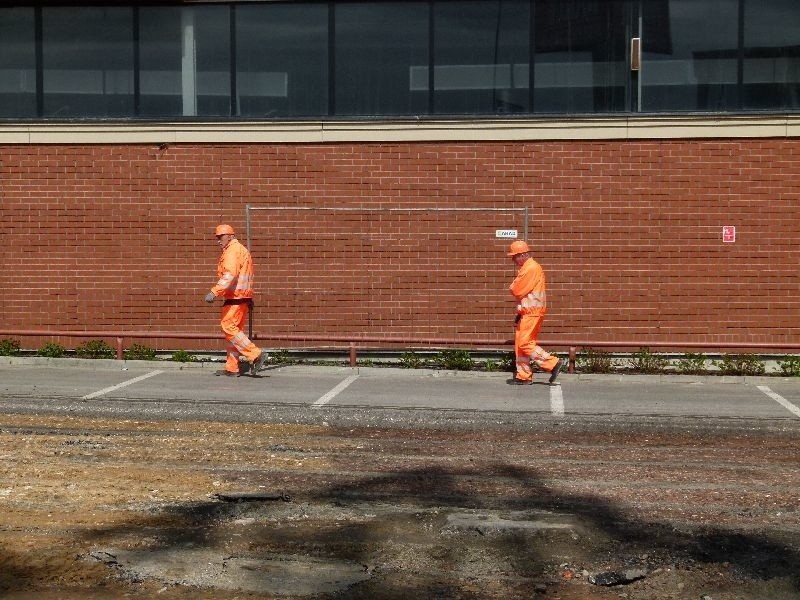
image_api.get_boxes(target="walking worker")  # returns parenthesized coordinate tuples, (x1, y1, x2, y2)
(204, 224, 267, 377)
(506, 240, 564, 385)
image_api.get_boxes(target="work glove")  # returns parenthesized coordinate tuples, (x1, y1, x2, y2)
(513, 314, 522, 326)
(204, 292, 216, 303)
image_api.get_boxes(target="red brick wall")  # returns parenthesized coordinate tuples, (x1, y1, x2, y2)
(2, 139, 798, 352)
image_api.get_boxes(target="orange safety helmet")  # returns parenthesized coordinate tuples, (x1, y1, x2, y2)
(507, 240, 531, 256)
(215, 224, 235, 236)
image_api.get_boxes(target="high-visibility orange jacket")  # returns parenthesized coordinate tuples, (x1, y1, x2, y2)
(211, 238, 254, 300)
(509, 257, 547, 317)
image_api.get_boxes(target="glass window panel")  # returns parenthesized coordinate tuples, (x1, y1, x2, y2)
(139, 7, 182, 117)
(743, 0, 800, 110)
(42, 7, 134, 118)
(335, 3, 428, 116)
(533, 0, 629, 114)
(140, 6, 231, 117)
(0, 8, 36, 118)
(433, 0, 530, 115)
(236, 4, 328, 118)
(195, 7, 231, 116)
(641, 0, 739, 111)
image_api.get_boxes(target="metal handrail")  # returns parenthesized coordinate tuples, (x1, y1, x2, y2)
(2, 329, 799, 372)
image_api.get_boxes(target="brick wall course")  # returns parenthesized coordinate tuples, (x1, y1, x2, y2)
(1, 138, 799, 353)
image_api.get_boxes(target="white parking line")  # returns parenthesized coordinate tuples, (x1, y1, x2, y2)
(82, 370, 164, 400)
(312, 374, 359, 408)
(757, 385, 800, 418)
(549, 384, 565, 416)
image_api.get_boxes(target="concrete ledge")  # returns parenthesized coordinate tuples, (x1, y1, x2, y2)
(1, 114, 798, 144)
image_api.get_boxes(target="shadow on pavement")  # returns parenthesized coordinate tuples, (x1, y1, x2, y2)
(49, 462, 800, 599)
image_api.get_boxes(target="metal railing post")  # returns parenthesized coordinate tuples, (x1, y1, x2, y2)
(349, 342, 357, 367)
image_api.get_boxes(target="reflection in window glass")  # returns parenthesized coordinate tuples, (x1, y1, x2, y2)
(335, 3, 428, 116)
(42, 7, 134, 117)
(642, 0, 739, 111)
(6, 1, 800, 120)
(433, 0, 530, 115)
(533, 0, 629, 114)
(236, 4, 327, 117)
(140, 6, 230, 117)
(140, 7, 182, 117)
(743, 0, 800, 110)
(0, 8, 36, 118)
(195, 7, 231, 116)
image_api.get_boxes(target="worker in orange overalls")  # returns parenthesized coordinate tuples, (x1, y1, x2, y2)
(204, 224, 267, 377)
(507, 240, 563, 385)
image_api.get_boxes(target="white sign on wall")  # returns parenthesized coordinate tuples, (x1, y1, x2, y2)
(495, 229, 518, 239)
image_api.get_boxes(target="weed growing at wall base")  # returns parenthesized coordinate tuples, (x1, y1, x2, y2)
(715, 354, 766, 376)
(577, 348, 614, 373)
(124, 344, 157, 361)
(0, 338, 21, 356)
(628, 347, 668, 374)
(170, 350, 197, 363)
(268, 350, 293, 365)
(75, 340, 115, 360)
(677, 353, 708, 375)
(483, 352, 515, 372)
(399, 351, 427, 369)
(37, 342, 66, 358)
(432, 349, 473, 371)
(778, 356, 800, 377)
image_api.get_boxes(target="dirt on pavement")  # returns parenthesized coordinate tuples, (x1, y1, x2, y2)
(0, 411, 798, 599)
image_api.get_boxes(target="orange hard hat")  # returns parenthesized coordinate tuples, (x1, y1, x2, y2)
(215, 224, 235, 236)
(507, 240, 530, 256)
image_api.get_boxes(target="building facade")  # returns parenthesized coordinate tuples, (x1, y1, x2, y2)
(1, 1, 799, 352)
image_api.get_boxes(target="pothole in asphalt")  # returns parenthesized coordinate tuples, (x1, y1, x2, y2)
(87, 547, 371, 595)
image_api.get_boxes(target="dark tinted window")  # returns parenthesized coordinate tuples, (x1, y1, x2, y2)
(0, 8, 35, 118)
(533, 0, 629, 113)
(236, 4, 328, 117)
(139, 7, 182, 117)
(2, 1, 800, 119)
(743, 0, 800, 110)
(335, 2, 428, 116)
(42, 7, 134, 117)
(140, 6, 231, 117)
(433, 0, 530, 114)
(641, 0, 739, 111)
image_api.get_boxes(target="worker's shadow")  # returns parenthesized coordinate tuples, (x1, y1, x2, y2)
(238, 363, 275, 378)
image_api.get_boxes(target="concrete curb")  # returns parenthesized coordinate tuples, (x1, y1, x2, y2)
(1, 356, 798, 385)
(0, 355, 221, 371)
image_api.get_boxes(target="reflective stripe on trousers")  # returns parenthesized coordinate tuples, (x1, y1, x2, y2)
(514, 313, 558, 381)
(220, 302, 260, 372)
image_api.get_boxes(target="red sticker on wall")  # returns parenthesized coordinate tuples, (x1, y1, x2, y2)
(722, 226, 736, 243)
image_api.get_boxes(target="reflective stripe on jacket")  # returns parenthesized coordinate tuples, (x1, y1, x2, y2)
(211, 238, 254, 300)
(509, 256, 547, 317)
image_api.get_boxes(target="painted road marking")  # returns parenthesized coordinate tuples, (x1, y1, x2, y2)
(312, 374, 359, 408)
(757, 385, 800, 418)
(82, 370, 164, 400)
(549, 384, 565, 416)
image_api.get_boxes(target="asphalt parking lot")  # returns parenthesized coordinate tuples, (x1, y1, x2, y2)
(2, 357, 799, 428)
(2, 356, 800, 600)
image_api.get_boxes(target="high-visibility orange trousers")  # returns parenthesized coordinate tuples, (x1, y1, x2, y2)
(514, 313, 558, 382)
(220, 302, 261, 373)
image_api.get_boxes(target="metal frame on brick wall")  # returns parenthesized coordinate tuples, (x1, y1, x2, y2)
(244, 205, 530, 247)
(243, 204, 530, 339)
